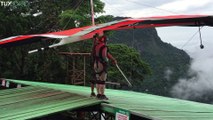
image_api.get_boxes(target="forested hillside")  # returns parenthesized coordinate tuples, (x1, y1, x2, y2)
(109, 28, 191, 96)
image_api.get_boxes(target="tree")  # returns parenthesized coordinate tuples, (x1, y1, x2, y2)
(107, 44, 151, 90)
(59, 0, 105, 29)
(0, 0, 106, 81)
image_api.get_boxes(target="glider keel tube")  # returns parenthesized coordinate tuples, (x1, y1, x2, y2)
(28, 26, 96, 54)
(28, 35, 83, 54)
(28, 47, 50, 54)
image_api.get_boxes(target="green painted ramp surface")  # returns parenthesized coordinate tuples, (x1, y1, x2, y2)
(102, 89, 213, 120)
(4, 79, 213, 120)
(0, 85, 102, 120)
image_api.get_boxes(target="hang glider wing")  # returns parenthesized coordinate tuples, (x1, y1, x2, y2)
(0, 15, 212, 53)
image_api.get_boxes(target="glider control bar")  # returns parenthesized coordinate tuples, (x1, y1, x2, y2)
(116, 64, 133, 87)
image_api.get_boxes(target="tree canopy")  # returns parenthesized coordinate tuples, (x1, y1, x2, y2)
(107, 44, 151, 89)
(0, 0, 151, 90)
(0, 0, 105, 80)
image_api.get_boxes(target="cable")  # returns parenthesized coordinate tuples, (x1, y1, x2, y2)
(181, 27, 204, 49)
(103, 0, 127, 16)
(47, 0, 84, 32)
(125, 0, 181, 15)
(102, 0, 198, 50)
(130, 28, 135, 80)
(62, 0, 84, 30)
(199, 26, 204, 49)
(117, 1, 205, 50)
(27, 0, 85, 54)
(103, 0, 181, 16)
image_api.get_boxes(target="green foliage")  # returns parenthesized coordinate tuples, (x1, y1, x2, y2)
(110, 28, 190, 96)
(59, 0, 105, 29)
(95, 15, 114, 24)
(0, 0, 30, 36)
(0, 0, 105, 82)
(107, 44, 151, 88)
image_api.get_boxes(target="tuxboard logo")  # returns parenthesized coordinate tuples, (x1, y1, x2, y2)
(0, 1, 12, 7)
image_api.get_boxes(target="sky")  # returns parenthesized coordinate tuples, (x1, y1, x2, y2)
(100, 0, 213, 50)
(100, 0, 213, 100)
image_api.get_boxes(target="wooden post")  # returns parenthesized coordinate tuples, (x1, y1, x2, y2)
(59, 52, 91, 86)
(90, 0, 95, 26)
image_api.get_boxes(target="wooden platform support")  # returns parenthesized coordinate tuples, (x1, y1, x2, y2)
(59, 52, 91, 86)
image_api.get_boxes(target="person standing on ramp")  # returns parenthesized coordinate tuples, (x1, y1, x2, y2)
(93, 32, 117, 100)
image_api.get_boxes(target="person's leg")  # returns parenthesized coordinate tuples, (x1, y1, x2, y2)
(91, 83, 94, 93)
(99, 73, 107, 94)
(99, 72, 108, 100)
(90, 81, 96, 97)
(94, 61, 108, 100)
(90, 66, 96, 97)
(94, 61, 103, 98)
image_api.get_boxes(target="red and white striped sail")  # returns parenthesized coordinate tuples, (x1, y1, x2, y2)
(0, 15, 212, 53)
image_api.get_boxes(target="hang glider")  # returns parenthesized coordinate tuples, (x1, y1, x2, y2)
(0, 15, 213, 53)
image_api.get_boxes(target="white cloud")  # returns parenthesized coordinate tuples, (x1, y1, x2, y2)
(164, 67, 173, 81)
(101, 0, 213, 17)
(159, 0, 212, 13)
(171, 44, 213, 100)
(160, 27, 213, 100)
(119, 8, 176, 18)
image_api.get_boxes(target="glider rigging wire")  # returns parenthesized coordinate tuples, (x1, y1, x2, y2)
(103, 1, 206, 50)
(103, 0, 126, 16)
(28, 0, 84, 54)
(103, 0, 180, 16)
(125, 0, 180, 15)
(199, 26, 204, 49)
(62, 0, 84, 30)
(181, 26, 204, 49)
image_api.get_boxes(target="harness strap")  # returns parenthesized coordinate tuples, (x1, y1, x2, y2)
(96, 80, 105, 85)
(98, 45, 106, 62)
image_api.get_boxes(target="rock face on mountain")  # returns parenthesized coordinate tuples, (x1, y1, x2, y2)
(109, 28, 190, 96)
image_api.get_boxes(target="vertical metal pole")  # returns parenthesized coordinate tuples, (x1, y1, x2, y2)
(72, 57, 75, 84)
(90, 0, 95, 26)
(84, 56, 86, 86)
(66, 56, 68, 84)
